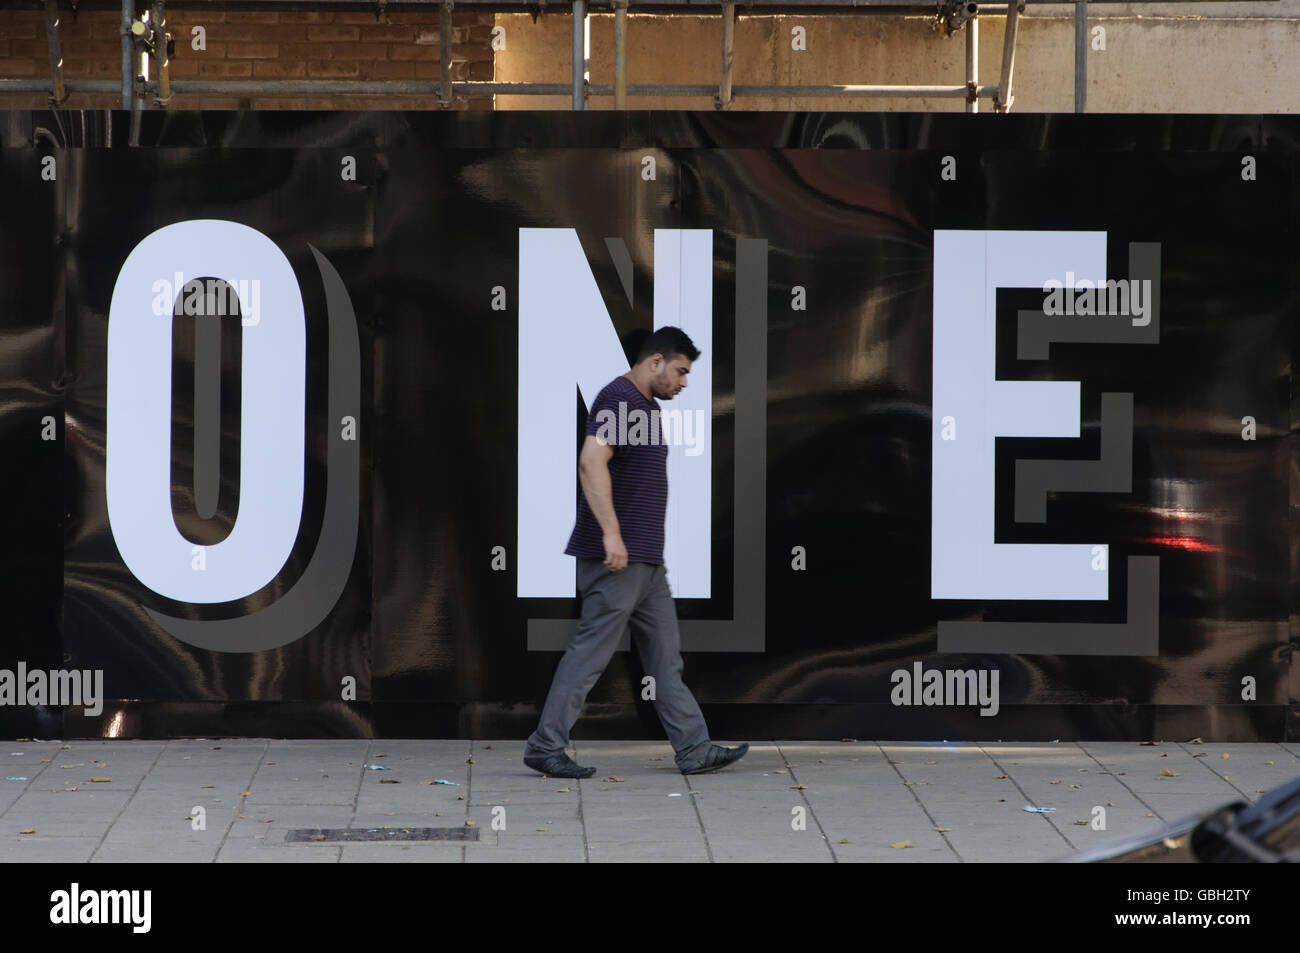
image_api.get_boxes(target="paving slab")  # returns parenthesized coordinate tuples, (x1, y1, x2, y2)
(1, 738, 1292, 863)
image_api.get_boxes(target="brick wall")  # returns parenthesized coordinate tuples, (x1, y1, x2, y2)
(0, 6, 495, 110)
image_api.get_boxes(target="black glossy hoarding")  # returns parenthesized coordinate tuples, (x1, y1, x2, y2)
(0, 111, 1295, 741)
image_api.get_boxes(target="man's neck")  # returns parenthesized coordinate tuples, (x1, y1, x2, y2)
(622, 371, 652, 401)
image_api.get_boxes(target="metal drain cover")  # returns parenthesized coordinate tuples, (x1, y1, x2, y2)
(287, 827, 479, 842)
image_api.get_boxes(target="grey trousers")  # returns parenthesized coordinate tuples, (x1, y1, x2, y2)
(524, 558, 712, 768)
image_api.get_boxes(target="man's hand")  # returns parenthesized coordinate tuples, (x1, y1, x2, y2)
(602, 532, 628, 571)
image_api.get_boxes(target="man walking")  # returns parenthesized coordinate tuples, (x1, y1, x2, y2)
(524, 327, 749, 779)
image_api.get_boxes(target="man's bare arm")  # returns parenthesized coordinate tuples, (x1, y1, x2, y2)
(578, 434, 628, 570)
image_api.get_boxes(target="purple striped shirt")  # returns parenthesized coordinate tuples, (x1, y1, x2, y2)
(565, 376, 668, 565)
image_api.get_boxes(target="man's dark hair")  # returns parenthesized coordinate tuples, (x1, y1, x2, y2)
(635, 326, 700, 365)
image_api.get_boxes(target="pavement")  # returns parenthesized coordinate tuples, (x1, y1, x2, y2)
(1, 738, 1296, 863)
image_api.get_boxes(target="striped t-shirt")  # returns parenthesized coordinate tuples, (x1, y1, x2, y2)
(565, 375, 669, 565)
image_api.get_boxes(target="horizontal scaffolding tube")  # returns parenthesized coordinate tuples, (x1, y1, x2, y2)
(1, 79, 1000, 99)
(0, 79, 124, 92)
(602, 83, 997, 97)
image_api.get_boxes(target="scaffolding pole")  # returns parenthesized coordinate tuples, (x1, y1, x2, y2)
(42, 0, 67, 106)
(614, 0, 627, 108)
(1074, 0, 1087, 112)
(717, 0, 735, 109)
(120, 0, 133, 109)
(440, 1, 454, 106)
(994, 1, 1019, 112)
(151, 0, 170, 105)
(572, 0, 586, 109)
(0, 78, 1004, 101)
(965, 9, 978, 113)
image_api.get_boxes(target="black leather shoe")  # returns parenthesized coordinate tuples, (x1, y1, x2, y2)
(678, 742, 749, 775)
(523, 752, 596, 779)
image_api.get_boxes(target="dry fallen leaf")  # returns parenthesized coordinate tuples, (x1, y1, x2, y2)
(1187, 737, 1203, 744)
(1145, 812, 1155, 817)
(932, 827, 950, 833)
(1107, 802, 1115, 807)
(791, 784, 807, 790)
(995, 775, 1008, 780)
(311, 834, 326, 840)
(89, 777, 112, 783)
(1193, 753, 1208, 758)
(890, 840, 913, 849)
(604, 776, 624, 783)
(840, 738, 856, 743)
(240, 791, 251, 796)
(1073, 820, 1088, 826)
(258, 817, 273, 823)
(464, 820, 475, 827)
(419, 781, 433, 786)
(379, 778, 401, 784)
(1265, 761, 1274, 765)
(556, 787, 570, 793)
(925, 761, 937, 765)
(466, 758, 475, 764)
(1159, 768, 1179, 778)
(1050, 780, 1061, 785)
(1221, 753, 1230, 760)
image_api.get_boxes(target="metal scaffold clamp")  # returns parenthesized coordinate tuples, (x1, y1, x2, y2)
(935, 0, 978, 37)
